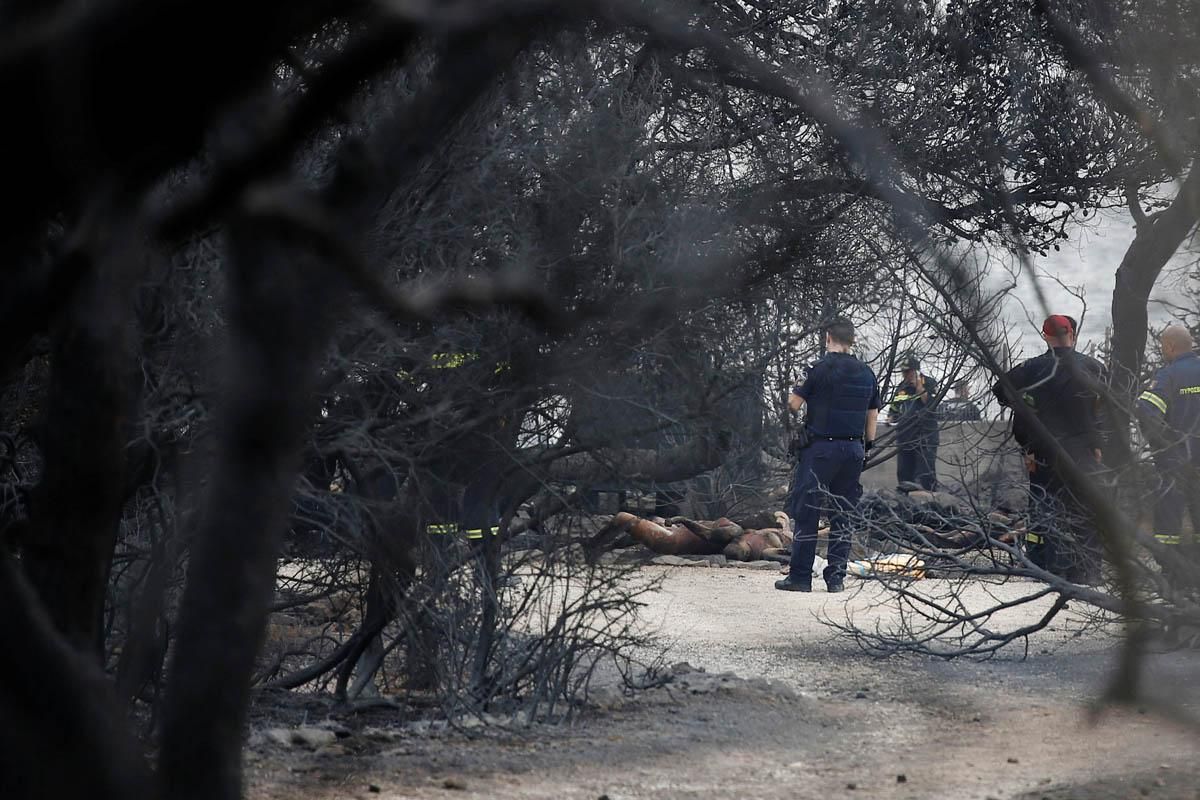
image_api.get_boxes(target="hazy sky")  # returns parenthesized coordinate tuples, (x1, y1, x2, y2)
(1004, 207, 1192, 361)
(861, 207, 1195, 414)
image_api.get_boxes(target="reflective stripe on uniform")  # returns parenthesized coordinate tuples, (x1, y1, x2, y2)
(426, 524, 459, 535)
(465, 526, 500, 540)
(1140, 391, 1168, 415)
(1154, 533, 1183, 545)
(431, 352, 478, 369)
(1024, 531, 1044, 544)
(429, 352, 509, 373)
(1180, 386, 1200, 396)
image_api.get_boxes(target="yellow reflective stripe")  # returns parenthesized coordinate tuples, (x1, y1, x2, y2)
(1180, 386, 1200, 396)
(429, 353, 509, 373)
(1139, 391, 1168, 415)
(891, 393, 915, 402)
(428, 524, 502, 538)
(1024, 532, 1044, 544)
(430, 352, 478, 369)
(464, 527, 500, 539)
(1021, 393, 1037, 408)
(1154, 533, 1182, 545)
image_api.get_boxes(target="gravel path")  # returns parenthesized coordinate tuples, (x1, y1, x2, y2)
(249, 566, 1200, 800)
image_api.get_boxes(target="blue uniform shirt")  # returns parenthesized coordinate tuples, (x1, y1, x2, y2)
(1138, 350, 1200, 465)
(792, 352, 881, 438)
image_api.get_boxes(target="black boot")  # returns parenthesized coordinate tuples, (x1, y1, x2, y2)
(823, 566, 845, 593)
(774, 576, 812, 592)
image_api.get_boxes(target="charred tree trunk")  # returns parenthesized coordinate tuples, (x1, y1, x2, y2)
(1108, 167, 1200, 463)
(0, 555, 152, 799)
(22, 248, 135, 655)
(336, 566, 399, 701)
(156, 228, 342, 800)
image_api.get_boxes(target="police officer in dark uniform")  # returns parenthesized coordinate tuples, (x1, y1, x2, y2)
(993, 314, 1105, 584)
(888, 354, 940, 489)
(1136, 325, 1200, 552)
(776, 318, 881, 593)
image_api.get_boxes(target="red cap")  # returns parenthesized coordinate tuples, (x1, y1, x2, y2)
(1042, 314, 1075, 337)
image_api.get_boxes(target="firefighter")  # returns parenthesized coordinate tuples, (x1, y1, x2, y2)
(1136, 325, 1200, 554)
(415, 347, 514, 585)
(776, 318, 881, 593)
(993, 314, 1105, 584)
(888, 354, 940, 489)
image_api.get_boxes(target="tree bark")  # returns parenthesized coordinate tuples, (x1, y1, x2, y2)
(156, 228, 341, 800)
(1108, 165, 1200, 460)
(0, 555, 152, 800)
(21, 249, 134, 655)
(336, 567, 400, 701)
(543, 429, 733, 485)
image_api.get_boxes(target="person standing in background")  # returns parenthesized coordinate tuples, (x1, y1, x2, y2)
(888, 354, 940, 489)
(993, 314, 1105, 585)
(776, 318, 881, 593)
(939, 378, 982, 422)
(1136, 325, 1200, 558)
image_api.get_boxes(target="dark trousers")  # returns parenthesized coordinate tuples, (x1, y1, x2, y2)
(1153, 460, 1200, 544)
(1025, 451, 1102, 580)
(787, 439, 865, 583)
(1150, 461, 1200, 585)
(897, 445, 938, 490)
(421, 467, 503, 587)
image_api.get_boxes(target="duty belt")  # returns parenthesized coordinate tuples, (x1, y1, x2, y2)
(816, 435, 863, 442)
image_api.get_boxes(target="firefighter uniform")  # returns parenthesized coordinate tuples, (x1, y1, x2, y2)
(417, 351, 507, 551)
(782, 352, 881, 590)
(888, 360, 940, 490)
(1137, 349, 1200, 548)
(425, 471, 504, 542)
(993, 345, 1106, 583)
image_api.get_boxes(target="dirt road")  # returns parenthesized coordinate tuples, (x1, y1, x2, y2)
(249, 566, 1200, 799)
